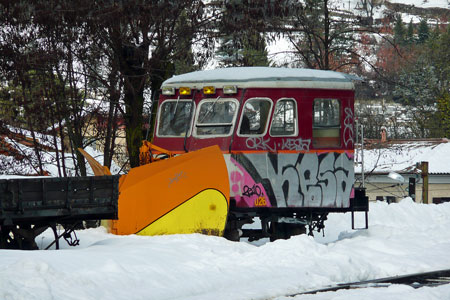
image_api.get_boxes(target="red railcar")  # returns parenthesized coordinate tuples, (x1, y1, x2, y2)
(152, 67, 367, 241)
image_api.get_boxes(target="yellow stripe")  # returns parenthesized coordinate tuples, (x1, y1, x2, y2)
(137, 189, 228, 236)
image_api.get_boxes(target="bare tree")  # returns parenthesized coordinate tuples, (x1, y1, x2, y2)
(81, 0, 217, 168)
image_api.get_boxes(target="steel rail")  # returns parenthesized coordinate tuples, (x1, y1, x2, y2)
(290, 268, 450, 296)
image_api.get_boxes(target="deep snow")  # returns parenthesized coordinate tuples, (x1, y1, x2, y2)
(1, 198, 450, 300)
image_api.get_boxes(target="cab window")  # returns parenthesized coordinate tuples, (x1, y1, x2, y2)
(195, 98, 238, 136)
(157, 100, 193, 137)
(313, 98, 341, 147)
(239, 98, 272, 135)
(270, 99, 297, 136)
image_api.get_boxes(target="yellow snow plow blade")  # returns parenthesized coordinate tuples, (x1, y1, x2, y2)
(110, 145, 229, 236)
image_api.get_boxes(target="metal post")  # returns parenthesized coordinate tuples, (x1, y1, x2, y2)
(421, 161, 429, 204)
(408, 177, 416, 201)
(355, 119, 359, 163)
(361, 124, 365, 188)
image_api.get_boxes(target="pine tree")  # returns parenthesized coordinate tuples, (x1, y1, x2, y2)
(418, 19, 429, 43)
(216, 0, 270, 67)
(438, 93, 450, 138)
(393, 14, 406, 45)
(241, 33, 270, 66)
(406, 20, 415, 44)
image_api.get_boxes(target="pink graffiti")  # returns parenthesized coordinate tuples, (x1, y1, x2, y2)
(229, 157, 271, 208)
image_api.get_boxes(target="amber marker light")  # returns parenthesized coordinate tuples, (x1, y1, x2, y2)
(203, 86, 216, 95)
(179, 87, 191, 96)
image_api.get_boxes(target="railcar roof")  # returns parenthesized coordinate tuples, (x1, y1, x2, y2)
(162, 67, 357, 90)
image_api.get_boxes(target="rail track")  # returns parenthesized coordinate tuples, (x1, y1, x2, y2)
(290, 268, 450, 296)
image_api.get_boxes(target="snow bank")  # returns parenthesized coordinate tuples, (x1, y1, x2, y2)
(1, 199, 450, 299)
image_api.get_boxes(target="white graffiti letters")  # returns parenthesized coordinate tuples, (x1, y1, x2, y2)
(246, 137, 276, 151)
(281, 138, 311, 151)
(343, 107, 354, 147)
(245, 137, 311, 151)
(245, 152, 354, 208)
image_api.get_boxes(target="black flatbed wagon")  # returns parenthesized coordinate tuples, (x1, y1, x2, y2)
(0, 175, 119, 250)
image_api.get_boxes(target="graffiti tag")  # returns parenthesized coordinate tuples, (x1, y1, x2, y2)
(168, 171, 187, 187)
(343, 107, 354, 147)
(242, 184, 262, 197)
(246, 137, 276, 151)
(246, 137, 312, 151)
(244, 152, 354, 208)
(281, 138, 311, 151)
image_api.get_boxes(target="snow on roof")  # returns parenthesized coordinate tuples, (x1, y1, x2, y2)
(356, 139, 450, 174)
(389, 0, 449, 9)
(162, 67, 358, 90)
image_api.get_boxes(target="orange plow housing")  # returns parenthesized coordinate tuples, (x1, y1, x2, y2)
(81, 146, 230, 237)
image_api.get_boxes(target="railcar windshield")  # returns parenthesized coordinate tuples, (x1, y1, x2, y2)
(195, 98, 238, 136)
(239, 98, 272, 135)
(270, 99, 297, 136)
(157, 100, 193, 137)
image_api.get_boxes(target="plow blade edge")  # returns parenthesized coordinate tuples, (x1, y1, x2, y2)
(110, 145, 230, 236)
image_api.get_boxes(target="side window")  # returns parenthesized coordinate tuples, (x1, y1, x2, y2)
(157, 100, 193, 137)
(239, 98, 272, 135)
(270, 99, 297, 136)
(313, 98, 341, 148)
(195, 98, 238, 136)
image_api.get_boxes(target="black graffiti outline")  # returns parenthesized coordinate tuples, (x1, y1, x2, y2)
(242, 184, 262, 197)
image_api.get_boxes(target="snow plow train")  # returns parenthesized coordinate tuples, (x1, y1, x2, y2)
(0, 67, 369, 249)
(82, 67, 369, 241)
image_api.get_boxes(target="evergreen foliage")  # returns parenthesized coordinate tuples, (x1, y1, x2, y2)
(418, 19, 430, 43)
(438, 93, 450, 138)
(406, 20, 415, 44)
(393, 60, 438, 107)
(216, 0, 271, 67)
(394, 14, 406, 45)
(393, 26, 450, 138)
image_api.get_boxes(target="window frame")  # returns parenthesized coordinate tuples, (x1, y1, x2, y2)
(193, 97, 240, 138)
(269, 98, 298, 137)
(312, 98, 342, 148)
(237, 97, 273, 137)
(156, 99, 195, 138)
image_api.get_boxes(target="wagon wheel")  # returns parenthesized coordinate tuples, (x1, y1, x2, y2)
(269, 222, 306, 241)
(11, 224, 50, 250)
(83, 220, 101, 229)
(223, 214, 242, 242)
(0, 226, 17, 249)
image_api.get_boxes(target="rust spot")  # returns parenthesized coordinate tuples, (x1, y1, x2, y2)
(199, 228, 221, 236)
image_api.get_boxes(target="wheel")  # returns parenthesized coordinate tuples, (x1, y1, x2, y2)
(223, 228, 241, 241)
(83, 220, 101, 229)
(269, 222, 306, 241)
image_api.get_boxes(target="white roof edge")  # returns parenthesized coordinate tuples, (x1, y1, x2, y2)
(162, 67, 357, 90)
(163, 80, 354, 90)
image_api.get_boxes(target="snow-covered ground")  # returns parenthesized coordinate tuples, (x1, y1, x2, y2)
(1, 199, 450, 300)
(355, 140, 450, 174)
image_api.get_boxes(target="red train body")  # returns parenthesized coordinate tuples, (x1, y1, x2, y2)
(152, 67, 367, 240)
